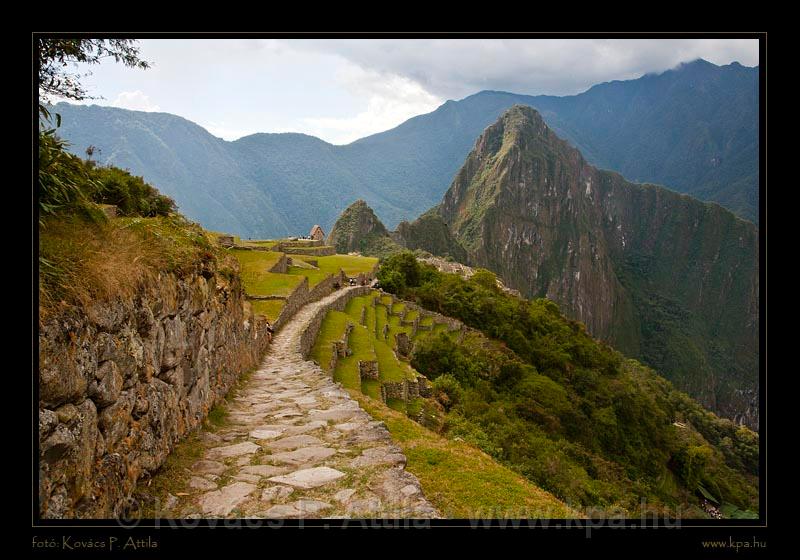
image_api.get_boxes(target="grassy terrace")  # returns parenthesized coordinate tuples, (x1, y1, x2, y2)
(282, 246, 336, 255)
(287, 265, 329, 287)
(239, 239, 279, 249)
(353, 393, 579, 518)
(294, 254, 378, 277)
(310, 291, 580, 517)
(373, 339, 416, 382)
(310, 310, 351, 372)
(310, 289, 457, 419)
(232, 249, 302, 297)
(332, 324, 376, 390)
(403, 310, 419, 323)
(386, 314, 413, 349)
(250, 299, 285, 322)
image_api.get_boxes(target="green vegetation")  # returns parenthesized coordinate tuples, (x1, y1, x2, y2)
(40, 213, 220, 317)
(239, 239, 278, 248)
(353, 392, 579, 518)
(287, 265, 329, 287)
(310, 311, 351, 372)
(376, 251, 758, 516)
(294, 254, 378, 277)
(332, 324, 376, 389)
(281, 245, 335, 255)
(250, 299, 286, 322)
(373, 340, 415, 382)
(232, 250, 301, 297)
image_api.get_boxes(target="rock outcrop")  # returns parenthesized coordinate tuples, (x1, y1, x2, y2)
(433, 105, 760, 428)
(326, 200, 392, 255)
(38, 259, 271, 518)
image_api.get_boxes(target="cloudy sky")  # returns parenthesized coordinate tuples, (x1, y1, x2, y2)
(59, 38, 759, 144)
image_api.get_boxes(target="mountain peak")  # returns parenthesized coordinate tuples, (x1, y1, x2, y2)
(472, 104, 561, 162)
(327, 199, 390, 254)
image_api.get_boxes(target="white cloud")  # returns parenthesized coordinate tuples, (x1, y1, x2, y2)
(111, 90, 161, 112)
(300, 63, 442, 144)
(199, 121, 253, 141)
(67, 38, 760, 144)
(290, 38, 759, 98)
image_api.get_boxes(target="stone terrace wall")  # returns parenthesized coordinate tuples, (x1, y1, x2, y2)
(272, 272, 348, 332)
(299, 286, 371, 359)
(268, 254, 289, 274)
(375, 290, 463, 332)
(38, 263, 271, 519)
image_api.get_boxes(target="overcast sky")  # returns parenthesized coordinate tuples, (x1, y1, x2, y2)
(58, 38, 759, 145)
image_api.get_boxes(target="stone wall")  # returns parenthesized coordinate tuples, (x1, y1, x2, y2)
(358, 360, 379, 381)
(299, 286, 371, 360)
(278, 245, 336, 257)
(272, 277, 311, 332)
(272, 272, 349, 332)
(38, 262, 271, 519)
(268, 254, 289, 273)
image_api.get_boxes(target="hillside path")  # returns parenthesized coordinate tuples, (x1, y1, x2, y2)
(164, 287, 439, 519)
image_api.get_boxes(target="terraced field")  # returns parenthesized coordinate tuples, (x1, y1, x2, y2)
(310, 290, 458, 417)
(229, 245, 378, 324)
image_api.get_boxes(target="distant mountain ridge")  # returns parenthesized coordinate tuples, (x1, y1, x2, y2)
(52, 59, 758, 237)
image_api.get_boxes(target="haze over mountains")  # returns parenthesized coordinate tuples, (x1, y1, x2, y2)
(53, 59, 759, 238)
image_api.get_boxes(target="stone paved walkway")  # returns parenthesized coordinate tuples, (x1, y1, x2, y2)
(164, 287, 439, 519)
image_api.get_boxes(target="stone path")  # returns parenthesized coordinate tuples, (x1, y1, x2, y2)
(162, 287, 438, 519)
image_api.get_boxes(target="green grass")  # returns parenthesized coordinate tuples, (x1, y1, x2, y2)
(231, 250, 302, 296)
(295, 254, 378, 277)
(232, 248, 283, 273)
(352, 392, 580, 519)
(419, 316, 434, 327)
(386, 398, 406, 413)
(344, 295, 377, 332)
(376, 304, 389, 339)
(243, 272, 303, 297)
(287, 265, 330, 287)
(282, 246, 335, 255)
(406, 398, 424, 418)
(412, 322, 453, 345)
(392, 303, 406, 314)
(373, 339, 415, 382)
(404, 310, 419, 323)
(332, 324, 376, 390)
(240, 239, 279, 249)
(361, 379, 382, 399)
(310, 310, 351, 372)
(250, 299, 286, 322)
(387, 314, 412, 349)
(380, 295, 393, 305)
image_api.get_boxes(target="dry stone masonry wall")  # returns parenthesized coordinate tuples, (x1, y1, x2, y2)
(38, 263, 271, 519)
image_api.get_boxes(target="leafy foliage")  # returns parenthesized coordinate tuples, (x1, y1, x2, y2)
(380, 252, 758, 515)
(38, 38, 149, 112)
(38, 128, 100, 223)
(38, 131, 176, 223)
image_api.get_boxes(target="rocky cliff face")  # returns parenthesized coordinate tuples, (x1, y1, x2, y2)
(437, 106, 760, 428)
(393, 209, 468, 263)
(38, 259, 271, 518)
(326, 199, 391, 254)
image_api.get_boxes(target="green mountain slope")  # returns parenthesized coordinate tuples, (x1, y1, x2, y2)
(427, 106, 759, 429)
(375, 253, 758, 517)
